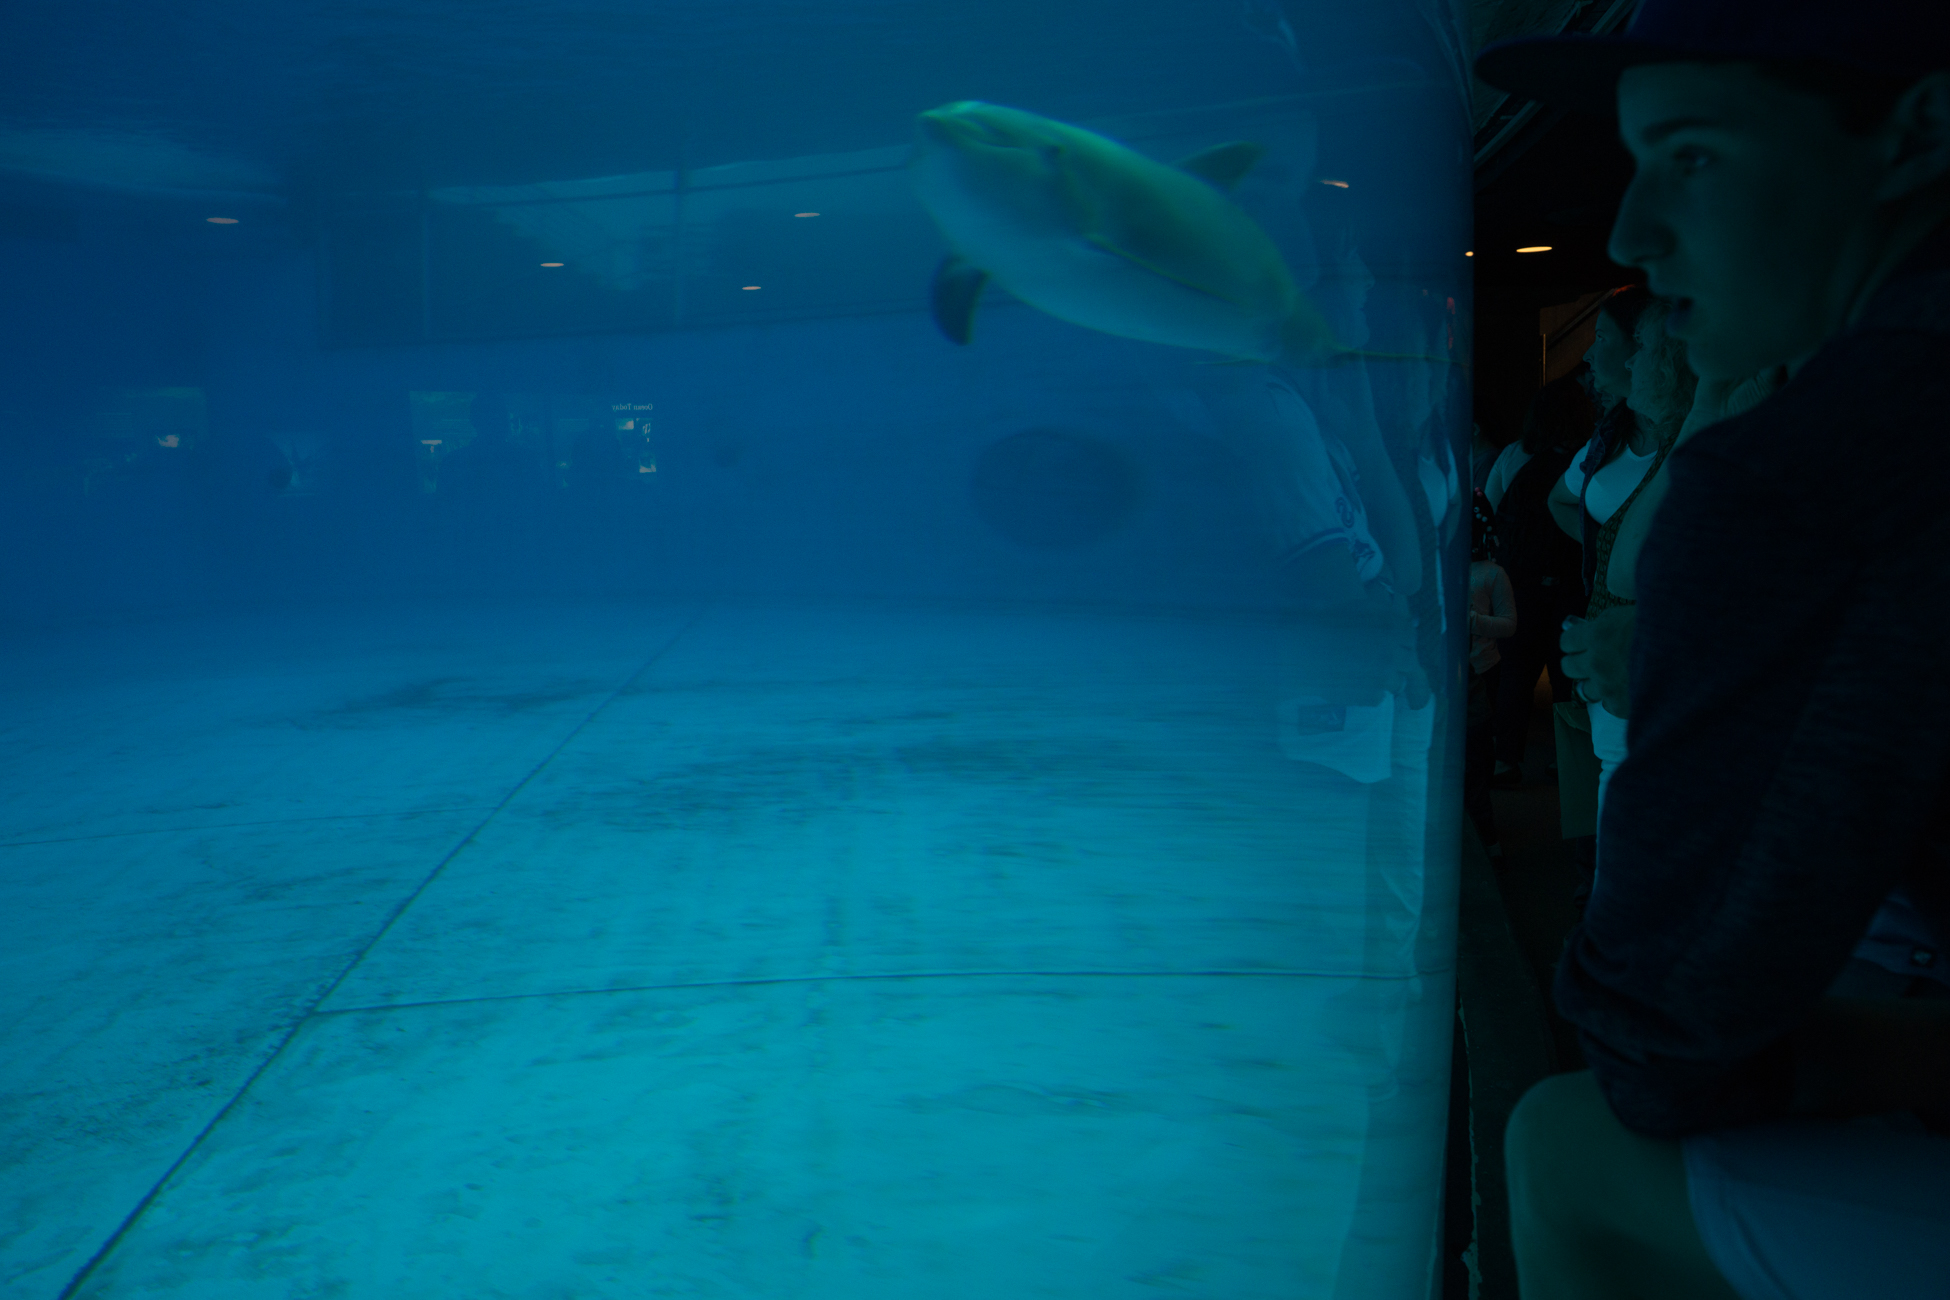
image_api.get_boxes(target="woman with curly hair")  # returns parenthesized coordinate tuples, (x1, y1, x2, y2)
(1563, 297, 1699, 832)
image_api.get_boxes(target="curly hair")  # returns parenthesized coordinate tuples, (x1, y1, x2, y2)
(1597, 284, 1655, 340)
(1627, 298, 1698, 438)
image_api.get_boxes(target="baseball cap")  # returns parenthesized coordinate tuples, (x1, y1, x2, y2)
(1476, 0, 1950, 116)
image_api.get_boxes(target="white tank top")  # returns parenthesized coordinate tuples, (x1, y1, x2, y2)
(1562, 437, 1656, 527)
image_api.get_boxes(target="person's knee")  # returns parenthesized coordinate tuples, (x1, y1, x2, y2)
(1509, 1071, 1603, 1144)
(1506, 1072, 1634, 1294)
(1505, 1071, 1740, 1300)
(1507, 1071, 1608, 1217)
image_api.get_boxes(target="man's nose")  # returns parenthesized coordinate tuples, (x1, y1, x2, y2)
(1607, 170, 1670, 270)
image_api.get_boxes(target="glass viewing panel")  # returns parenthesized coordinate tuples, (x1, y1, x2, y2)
(0, 2, 1472, 1296)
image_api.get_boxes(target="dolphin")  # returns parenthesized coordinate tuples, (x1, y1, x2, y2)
(910, 101, 1432, 366)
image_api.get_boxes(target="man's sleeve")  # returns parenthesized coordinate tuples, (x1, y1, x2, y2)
(1553, 432, 1950, 1138)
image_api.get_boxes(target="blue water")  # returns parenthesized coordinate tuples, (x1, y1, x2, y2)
(0, 3, 1472, 1296)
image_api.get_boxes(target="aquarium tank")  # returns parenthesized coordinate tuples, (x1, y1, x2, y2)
(0, 1, 1472, 1296)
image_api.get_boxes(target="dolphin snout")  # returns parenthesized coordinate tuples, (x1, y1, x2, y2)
(917, 111, 962, 149)
(917, 104, 1011, 154)
(917, 110, 983, 153)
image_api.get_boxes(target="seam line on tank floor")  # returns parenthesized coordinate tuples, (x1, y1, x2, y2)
(0, 806, 503, 849)
(55, 601, 712, 1300)
(317, 965, 1456, 1017)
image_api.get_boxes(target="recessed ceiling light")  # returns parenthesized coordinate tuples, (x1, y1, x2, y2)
(1320, 180, 1349, 189)
(1516, 245, 1553, 254)
(742, 285, 761, 291)
(206, 217, 239, 224)
(539, 261, 564, 267)
(794, 212, 819, 218)
(1465, 251, 1474, 257)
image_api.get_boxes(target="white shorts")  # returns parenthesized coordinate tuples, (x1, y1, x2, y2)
(1588, 699, 1629, 816)
(1683, 1111, 1950, 1300)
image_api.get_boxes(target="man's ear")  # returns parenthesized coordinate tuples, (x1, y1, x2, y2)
(1874, 72, 1950, 203)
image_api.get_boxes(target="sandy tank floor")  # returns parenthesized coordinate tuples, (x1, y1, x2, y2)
(1, 599, 1454, 1299)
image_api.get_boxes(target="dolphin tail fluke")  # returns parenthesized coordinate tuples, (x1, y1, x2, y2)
(931, 254, 989, 345)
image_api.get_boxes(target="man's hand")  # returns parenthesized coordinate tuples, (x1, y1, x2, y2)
(1561, 606, 1636, 717)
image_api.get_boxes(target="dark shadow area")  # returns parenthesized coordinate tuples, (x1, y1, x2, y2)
(1446, 670, 1586, 1300)
(1488, 671, 1589, 1073)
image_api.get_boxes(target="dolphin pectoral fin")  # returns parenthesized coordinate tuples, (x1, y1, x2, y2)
(930, 254, 989, 345)
(1175, 142, 1266, 191)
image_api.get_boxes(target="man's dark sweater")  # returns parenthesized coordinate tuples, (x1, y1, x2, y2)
(1555, 226, 1950, 1140)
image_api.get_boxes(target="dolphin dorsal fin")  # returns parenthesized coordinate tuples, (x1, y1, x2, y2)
(1176, 142, 1265, 191)
(930, 254, 990, 345)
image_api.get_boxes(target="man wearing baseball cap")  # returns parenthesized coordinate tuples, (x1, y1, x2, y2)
(1475, 2, 1950, 1296)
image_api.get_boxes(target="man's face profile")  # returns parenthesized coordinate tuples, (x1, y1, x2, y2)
(1608, 62, 1893, 382)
